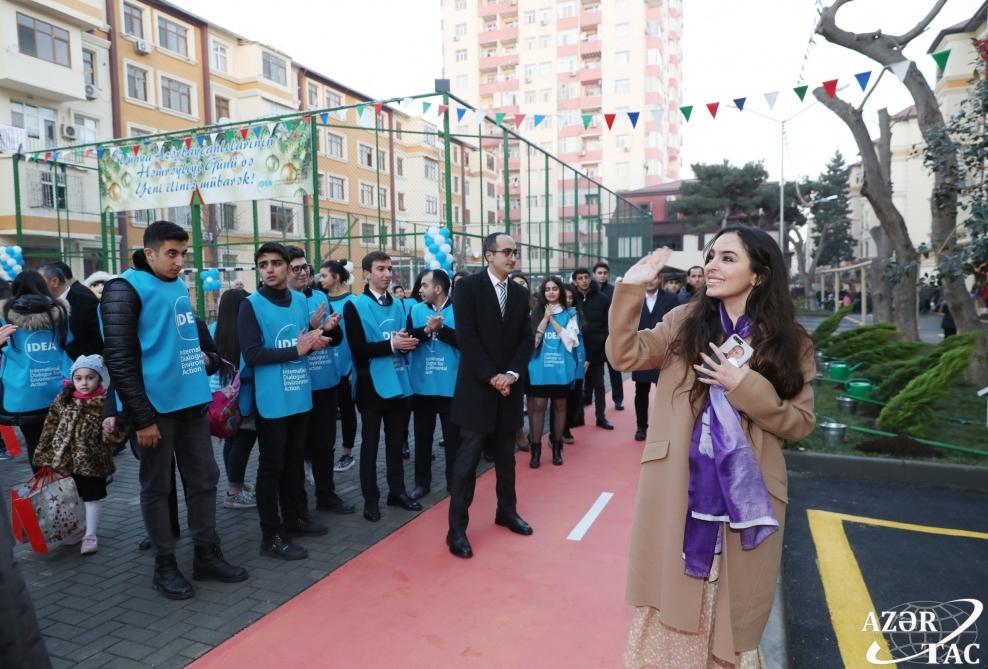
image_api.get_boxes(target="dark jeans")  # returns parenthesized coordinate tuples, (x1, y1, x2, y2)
(566, 380, 585, 428)
(448, 429, 516, 535)
(305, 386, 340, 505)
(338, 374, 357, 451)
(255, 411, 310, 539)
(607, 360, 624, 404)
(358, 398, 408, 504)
(136, 408, 219, 557)
(582, 361, 607, 421)
(634, 381, 654, 431)
(20, 422, 44, 475)
(412, 395, 459, 491)
(223, 427, 256, 487)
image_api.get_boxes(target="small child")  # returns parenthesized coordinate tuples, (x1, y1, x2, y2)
(32, 355, 124, 554)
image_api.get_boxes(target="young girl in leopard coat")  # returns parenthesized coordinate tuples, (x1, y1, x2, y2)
(33, 355, 125, 554)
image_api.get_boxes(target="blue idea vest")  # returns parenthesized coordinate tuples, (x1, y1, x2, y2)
(0, 322, 72, 413)
(408, 300, 458, 397)
(352, 294, 412, 399)
(305, 291, 341, 391)
(528, 308, 577, 386)
(329, 294, 354, 377)
(120, 269, 212, 413)
(246, 291, 313, 418)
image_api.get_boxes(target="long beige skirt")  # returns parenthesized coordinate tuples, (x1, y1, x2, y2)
(624, 554, 766, 669)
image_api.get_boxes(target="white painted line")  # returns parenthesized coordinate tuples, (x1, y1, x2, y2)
(567, 492, 614, 541)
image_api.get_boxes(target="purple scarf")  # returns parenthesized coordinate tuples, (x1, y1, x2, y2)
(682, 303, 778, 578)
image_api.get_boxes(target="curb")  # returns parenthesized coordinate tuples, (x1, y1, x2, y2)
(784, 450, 988, 491)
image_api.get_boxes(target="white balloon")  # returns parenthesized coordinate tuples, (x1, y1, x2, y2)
(424, 252, 435, 264)
(12, 246, 21, 254)
(427, 226, 439, 236)
(440, 243, 452, 254)
(429, 260, 441, 270)
(12, 264, 21, 273)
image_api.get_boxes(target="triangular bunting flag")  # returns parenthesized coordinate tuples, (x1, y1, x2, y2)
(706, 102, 720, 118)
(225, 130, 234, 142)
(267, 122, 277, 136)
(320, 112, 329, 124)
(533, 114, 546, 127)
(252, 126, 263, 138)
(764, 91, 779, 110)
(52, 152, 60, 161)
(932, 49, 950, 72)
(627, 111, 640, 128)
(733, 97, 746, 111)
(854, 71, 872, 91)
(421, 102, 431, 114)
(97, 147, 105, 159)
(437, 104, 448, 116)
(335, 109, 347, 121)
(303, 115, 311, 123)
(374, 102, 384, 115)
(239, 128, 248, 140)
(514, 113, 526, 126)
(456, 108, 468, 122)
(822, 79, 839, 98)
(650, 109, 664, 124)
(495, 111, 506, 125)
(355, 104, 366, 117)
(156, 140, 166, 152)
(582, 114, 593, 129)
(889, 60, 911, 82)
(208, 133, 218, 145)
(132, 145, 140, 155)
(680, 105, 693, 121)
(604, 113, 616, 129)
(185, 137, 193, 149)
(197, 135, 207, 146)
(793, 85, 808, 101)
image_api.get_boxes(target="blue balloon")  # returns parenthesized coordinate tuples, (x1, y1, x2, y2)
(439, 227, 452, 239)
(435, 251, 447, 263)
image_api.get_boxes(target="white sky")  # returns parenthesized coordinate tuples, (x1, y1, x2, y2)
(177, 0, 984, 184)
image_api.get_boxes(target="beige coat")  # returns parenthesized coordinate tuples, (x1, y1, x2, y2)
(605, 282, 815, 663)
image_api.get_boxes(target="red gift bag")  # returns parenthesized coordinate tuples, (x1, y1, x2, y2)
(10, 468, 84, 553)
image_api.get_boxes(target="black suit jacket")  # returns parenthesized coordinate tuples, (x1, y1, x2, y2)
(631, 290, 679, 384)
(450, 271, 532, 434)
(65, 281, 103, 359)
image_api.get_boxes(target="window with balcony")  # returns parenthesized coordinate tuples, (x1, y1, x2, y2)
(270, 205, 295, 233)
(262, 52, 287, 85)
(17, 13, 70, 67)
(211, 41, 228, 72)
(126, 64, 149, 101)
(558, 29, 577, 46)
(456, 49, 467, 62)
(123, 3, 144, 38)
(214, 96, 230, 120)
(40, 171, 67, 209)
(161, 76, 192, 115)
(157, 17, 188, 57)
(11, 102, 56, 147)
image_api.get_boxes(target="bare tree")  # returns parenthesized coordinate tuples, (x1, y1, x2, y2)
(815, 0, 987, 381)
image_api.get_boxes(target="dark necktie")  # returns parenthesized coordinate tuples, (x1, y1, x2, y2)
(496, 281, 507, 318)
(378, 294, 388, 306)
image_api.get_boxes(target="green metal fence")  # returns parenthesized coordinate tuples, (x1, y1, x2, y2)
(6, 89, 650, 317)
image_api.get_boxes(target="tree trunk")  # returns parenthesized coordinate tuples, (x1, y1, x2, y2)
(869, 227, 893, 322)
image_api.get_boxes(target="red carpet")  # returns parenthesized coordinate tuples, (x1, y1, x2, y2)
(193, 381, 641, 668)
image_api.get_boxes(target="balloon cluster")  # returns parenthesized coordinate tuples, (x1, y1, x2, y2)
(0, 246, 24, 282)
(199, 268, 222, 292)
(423, 227, 453, 273)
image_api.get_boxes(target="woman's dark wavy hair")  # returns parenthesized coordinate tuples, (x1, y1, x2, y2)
(668, 225, 809, 404)
(530, 275, 567, 333)
(214, 288, 249, 383)
(4, 270, 69, 349)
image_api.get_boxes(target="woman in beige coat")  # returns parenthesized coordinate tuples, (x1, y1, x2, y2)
(606, 226, 816, 668)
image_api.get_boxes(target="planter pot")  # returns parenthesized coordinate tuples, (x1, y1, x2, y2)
(836, 395, 857, 415)
(819, 421, 847, 447)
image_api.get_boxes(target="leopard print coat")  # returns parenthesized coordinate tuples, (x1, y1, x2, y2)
(32, 391, 123, 478)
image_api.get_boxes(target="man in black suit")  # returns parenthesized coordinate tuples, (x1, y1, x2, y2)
(39, 262, 103, 358)
(632, 271, 679, 441)
(447, 233, 534, 559)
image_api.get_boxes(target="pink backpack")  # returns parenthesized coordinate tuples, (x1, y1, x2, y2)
(208, 369, 241, 439)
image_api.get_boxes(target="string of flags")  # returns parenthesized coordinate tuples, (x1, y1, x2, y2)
(22, 49, 951, 165)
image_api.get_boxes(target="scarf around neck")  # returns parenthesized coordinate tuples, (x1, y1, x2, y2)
(682, 302, 778, 579)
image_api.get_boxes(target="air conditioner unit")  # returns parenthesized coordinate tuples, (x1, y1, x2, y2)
(61, 124, 78, 140)
(84, 84, 98, 100)
(453, 35, 460, 41)
(135, 39, 152, 55)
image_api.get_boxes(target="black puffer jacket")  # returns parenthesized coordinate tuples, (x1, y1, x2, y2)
(0, 501, 51, 668)
(100, 251, 220, 430)
(575, 281, 611, 363)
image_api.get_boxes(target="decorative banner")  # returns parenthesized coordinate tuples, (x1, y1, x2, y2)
(98, 121, 312, 213)
(495, 111, 506, 125)
(931, 49, 950, 72)
(456, 108, 468, 122)
(533, 114, 546, 127)
(514, 113, 526, 126)
(422, 101, 431, 114)
(854, 71, 872, 91)
(889, 60, 911, 82)
(627, 111, 639, 128)
(436, 104, 448, 116)
(764, 91, 779, 110)
(706, 102, 720, 118)
(733, 97, 747, 111)
(374, 102, 385, 115)
(793, 85, 808, 101)
(581, 114, 593, 129)
(604, 113, 616, 129)
(822, 78, 839, 98)
(680, 105, 694, 121)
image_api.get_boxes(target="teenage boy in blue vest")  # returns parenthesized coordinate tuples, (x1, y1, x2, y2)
(341, 251, 422, 522)
(238, 242, 334, 560)
(406, 269, 460, 499)
(284, 247, 353, 516)
(101, 221, 247, 600)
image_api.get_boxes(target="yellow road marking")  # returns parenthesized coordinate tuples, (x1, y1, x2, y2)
(806, 509, 988, 669)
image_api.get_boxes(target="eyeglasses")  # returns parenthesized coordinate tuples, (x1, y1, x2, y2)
(290, 265, 308, 274)
(493, 248, 517, 258)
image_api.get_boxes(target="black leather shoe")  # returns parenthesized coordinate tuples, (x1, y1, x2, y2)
(494, 511, 534, 536)
(284, 518, 329, 536)
(596, 419, 615, 430)
(387, 493, 423, 511)
(409, 486, 430, 501)
(193, 544, 248, 582)
(529, 441, 541, 469)
(152, 554, 194, 600)
(446, 531, 473, 559)
(260, 535, 307, 561)
(614, 402, 624, 411)
(316, 496, 356, 514)
(363, 503, 381, 522)
(634, 429, 647, 442)
(551, 440, 563, 466)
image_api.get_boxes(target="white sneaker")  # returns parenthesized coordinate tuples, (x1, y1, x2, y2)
(334, 454, 355, 472)
(224, 490, 256, 509)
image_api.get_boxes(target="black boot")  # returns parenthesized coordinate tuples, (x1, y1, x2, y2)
(529, 440, 541, 469)
(193, 544, 249, 583)
(153, 554, 193, 600)
(551, 439, 563, 466)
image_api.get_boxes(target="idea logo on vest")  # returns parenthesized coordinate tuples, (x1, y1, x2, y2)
(174, 296, 200, 342)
